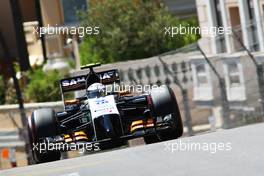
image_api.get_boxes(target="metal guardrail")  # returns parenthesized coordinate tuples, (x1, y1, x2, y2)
(0, 102, 64, 148)
(0, 131, 24, 148)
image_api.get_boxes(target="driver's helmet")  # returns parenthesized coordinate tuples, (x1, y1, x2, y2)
(87, 83, 106, 98)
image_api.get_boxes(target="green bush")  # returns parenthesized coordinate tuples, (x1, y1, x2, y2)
(5, 84, 18, 104)
(79, 0, 200, 64)
(25, 69, 63, 102)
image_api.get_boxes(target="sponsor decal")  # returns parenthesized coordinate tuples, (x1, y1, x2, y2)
(89, 95, 119, 118)
(62, 77, 86, 87)
(60, 69, 119, 92)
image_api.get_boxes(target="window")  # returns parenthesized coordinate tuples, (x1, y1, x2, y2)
(61, 0, 88, 25)
(196, 64, 208, 86)
(223, 59, 246, 101)
(227, 62, 241, 86)
(191, 59, 213, 101)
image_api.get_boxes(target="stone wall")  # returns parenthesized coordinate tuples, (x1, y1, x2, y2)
(0, 102, 64, 130)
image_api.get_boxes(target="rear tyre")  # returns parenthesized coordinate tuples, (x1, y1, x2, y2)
(144, 86, 183, 144)
(143, 135, 160, 144)
(28, 108, 61, 163)
(99, 140, 127, 150)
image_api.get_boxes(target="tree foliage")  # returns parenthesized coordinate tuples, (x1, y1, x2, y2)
(25, 69, 63, 102)
(79, 0, 199, 64)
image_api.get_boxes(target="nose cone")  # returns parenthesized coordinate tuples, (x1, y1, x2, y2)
(102, 115, 116, 138)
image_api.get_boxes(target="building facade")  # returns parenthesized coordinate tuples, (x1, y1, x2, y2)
(0, 0, 88, 70)
(0, 0, 35, 72)
(196, 0, 264, 54)
(189, 0, 264, 126)
(1, 0, 199, 72)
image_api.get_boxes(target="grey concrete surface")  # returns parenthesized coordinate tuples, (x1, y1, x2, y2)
(1, 123, 264, 176)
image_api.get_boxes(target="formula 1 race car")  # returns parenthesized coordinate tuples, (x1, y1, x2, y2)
(27, 63, 183, 163)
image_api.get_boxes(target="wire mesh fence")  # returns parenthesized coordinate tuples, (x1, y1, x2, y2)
(106, 21, 264, 134)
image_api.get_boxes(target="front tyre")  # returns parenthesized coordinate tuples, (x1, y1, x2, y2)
(144, 86, 183, 144)
(28, 108, 61, 163)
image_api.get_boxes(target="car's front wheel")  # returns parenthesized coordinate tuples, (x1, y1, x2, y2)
(144, 86, 183, 144)
(28, 108, 61, 163)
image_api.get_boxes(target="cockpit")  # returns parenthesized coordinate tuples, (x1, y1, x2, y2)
(86, 83, 106, 99)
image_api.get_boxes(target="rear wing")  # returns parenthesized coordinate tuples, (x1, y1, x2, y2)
(60, 69, 120, 93)
(60, 69, 120, 110)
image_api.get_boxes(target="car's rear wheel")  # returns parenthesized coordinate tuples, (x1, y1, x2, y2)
(28, 108, 61, 163)
(144, 86, 183, 144)
(99, 140, 127, 150)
